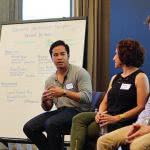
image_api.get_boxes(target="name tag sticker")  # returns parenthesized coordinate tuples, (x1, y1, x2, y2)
(120, 83, 131, 90)
(66, 83, 73, 89)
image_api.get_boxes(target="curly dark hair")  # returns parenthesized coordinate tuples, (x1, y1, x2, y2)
(117, 39, 145, 67)
(49, 40, 70, 57)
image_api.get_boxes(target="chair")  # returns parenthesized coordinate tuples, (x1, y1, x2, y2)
(91, 91, 105, 111)
(1, 92, 105, 150)
(61, 91, 105, 150)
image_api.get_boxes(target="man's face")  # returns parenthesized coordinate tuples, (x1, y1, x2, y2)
(51, 45, 69, 69)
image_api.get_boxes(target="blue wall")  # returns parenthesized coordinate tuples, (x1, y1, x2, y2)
(110, 0, 150, 79)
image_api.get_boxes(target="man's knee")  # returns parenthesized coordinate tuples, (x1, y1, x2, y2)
(23, 122, 32, 135)
(97, 136, 103, 147)
(45, 119, 61, 135)
(97, 133, 121, 150)
(97, 136, 109, 150)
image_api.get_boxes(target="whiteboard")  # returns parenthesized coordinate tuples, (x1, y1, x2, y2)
(0, 18, 86, 138)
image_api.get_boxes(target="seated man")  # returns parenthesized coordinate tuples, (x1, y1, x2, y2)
(23, 40, 92, 150)
(97, 95, 150, 150)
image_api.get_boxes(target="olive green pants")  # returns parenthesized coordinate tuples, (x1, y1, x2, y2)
(70, 112, 100, 150)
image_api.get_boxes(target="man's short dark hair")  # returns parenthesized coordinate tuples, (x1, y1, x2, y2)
(49, 40, 70, 57)
(117, 39, 145, 67)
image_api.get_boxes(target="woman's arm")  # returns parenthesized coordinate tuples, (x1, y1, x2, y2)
(98, 75, 117, 113)
(95, 75, 117, 123)
(118, 73, 149, 120)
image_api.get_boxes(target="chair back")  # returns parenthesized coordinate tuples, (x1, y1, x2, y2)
(91, 91, 105, 111)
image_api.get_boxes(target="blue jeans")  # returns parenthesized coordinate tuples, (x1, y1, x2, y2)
(23, 107, 79, 150)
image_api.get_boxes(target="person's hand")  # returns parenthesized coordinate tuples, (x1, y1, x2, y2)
(95, 112, 101, 123)
(41, 88, 54, 111)
(49, 86, 64, 98)
(42, 89, 53, 103)
(126, 124, 150, 143)
(125, 124, 141, 143)
(98, 113, 120, 126)
(127, 124, 141, 137)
